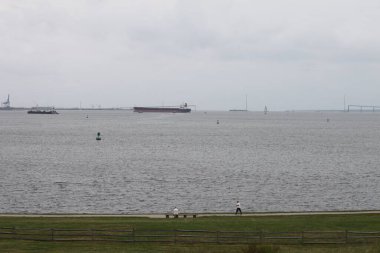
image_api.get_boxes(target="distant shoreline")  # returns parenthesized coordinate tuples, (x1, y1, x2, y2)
(0, 108, 363, 112)
(0, 107, 132, 111)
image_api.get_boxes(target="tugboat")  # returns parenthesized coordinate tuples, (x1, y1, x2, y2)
(27, 107, 59, 114)
(133, 103, 191, 113)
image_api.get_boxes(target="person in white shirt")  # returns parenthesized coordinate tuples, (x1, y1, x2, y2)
(173, 207, 179, 218)
(235, 201, 242, 215)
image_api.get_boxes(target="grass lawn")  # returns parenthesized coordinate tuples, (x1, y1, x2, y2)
(0, 214, 380, 252)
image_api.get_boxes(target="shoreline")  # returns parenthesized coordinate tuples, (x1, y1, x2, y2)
(1, 210, 379, 218)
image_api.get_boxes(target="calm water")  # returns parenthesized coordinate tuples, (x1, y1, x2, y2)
(0, 110, 379, 214)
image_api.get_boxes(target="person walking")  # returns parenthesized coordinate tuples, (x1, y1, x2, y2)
(235, 201, 242, 215)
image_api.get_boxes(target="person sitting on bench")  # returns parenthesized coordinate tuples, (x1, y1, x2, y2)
(173, 207, 179, 218)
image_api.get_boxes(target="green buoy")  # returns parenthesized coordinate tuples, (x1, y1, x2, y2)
(96, 132, 101, 141)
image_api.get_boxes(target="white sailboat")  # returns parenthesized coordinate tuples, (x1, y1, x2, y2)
(1, 94, 11, 109)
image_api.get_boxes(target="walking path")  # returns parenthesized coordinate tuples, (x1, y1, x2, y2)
(0, 210, 379, 218)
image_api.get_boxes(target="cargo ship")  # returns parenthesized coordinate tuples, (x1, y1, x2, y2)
(27, 107, 59, 114)
(133, 103, 191, 113)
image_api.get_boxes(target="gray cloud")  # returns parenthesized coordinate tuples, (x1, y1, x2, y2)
(1, 0, 380, 110)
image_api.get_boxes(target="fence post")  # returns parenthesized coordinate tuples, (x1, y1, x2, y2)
(51, 229, 54, 241)
(301, 231, 304, 244)
(260, 230, 264, 244)
(132, 228, 135, 243)
(216, 231, 219, 244)
(345, 230, 348, 244)
(174, 229, 177, 244)
(12, 227, 16, 240)
(91, 229, 94, 241)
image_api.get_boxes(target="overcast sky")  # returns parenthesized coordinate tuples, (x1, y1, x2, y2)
(1, 0, 380, 110)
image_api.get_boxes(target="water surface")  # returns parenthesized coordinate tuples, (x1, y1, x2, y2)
(0, 110, 379, 213)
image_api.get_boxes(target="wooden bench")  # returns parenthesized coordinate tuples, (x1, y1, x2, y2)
(165, 213, 197, 218)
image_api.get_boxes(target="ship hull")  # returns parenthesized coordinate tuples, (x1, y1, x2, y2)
(27, 110, 58, 114)
(133, 107, 191, 113)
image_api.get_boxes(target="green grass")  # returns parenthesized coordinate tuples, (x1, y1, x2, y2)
(0, 241, 379, 253)
(2, 214, 380, 231)
(1, 214, 380, 252)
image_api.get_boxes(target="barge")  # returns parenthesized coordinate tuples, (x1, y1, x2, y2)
(27, 107, 59, 114)
(133, 103, 191, 113)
